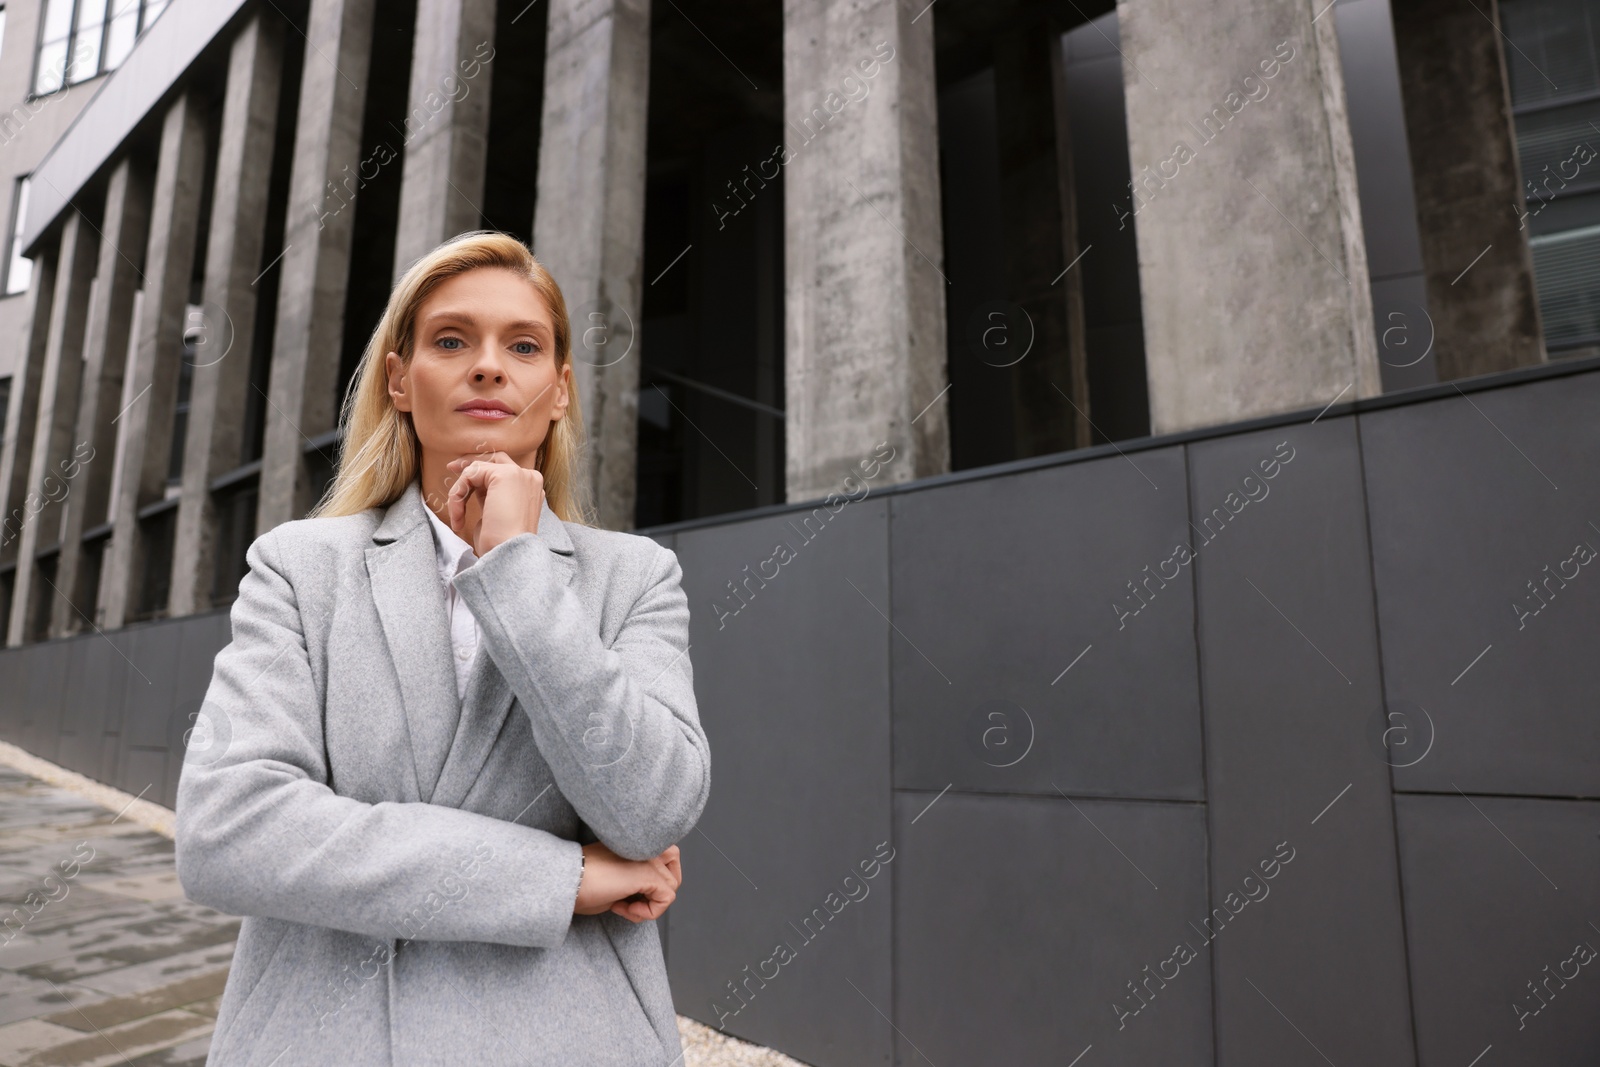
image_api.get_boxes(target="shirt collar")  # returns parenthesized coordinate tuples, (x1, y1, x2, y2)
(422, 503, 478, 579)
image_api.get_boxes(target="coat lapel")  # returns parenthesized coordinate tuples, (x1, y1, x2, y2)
(431, 489, 578, 811)
(366, 478, 579, 811)
(366, 481, 458, 803)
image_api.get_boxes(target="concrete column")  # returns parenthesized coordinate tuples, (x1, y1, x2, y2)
(532, 0, 651, 530)
(1392, 0, 1545, 379)
(51, 159, 152, 638)
(5, 212, 97, 646)
(392, 0, 496, 278)
(169, 13, 284, 618)
(1115, 0, 1380, 433)
(256, 0, 375, 532)
(0, 246, 57, 570)
(101, 91, 211, 630)
(783, 0, 949, 503)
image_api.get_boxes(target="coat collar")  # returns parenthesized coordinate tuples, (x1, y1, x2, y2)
(362, 478, 576, 807)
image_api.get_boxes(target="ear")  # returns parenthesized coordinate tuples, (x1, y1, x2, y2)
(550, 360, 572, 422)
(385, 351, 411, 413)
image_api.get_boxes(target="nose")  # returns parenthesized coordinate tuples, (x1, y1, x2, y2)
(469, 346, 506, 383)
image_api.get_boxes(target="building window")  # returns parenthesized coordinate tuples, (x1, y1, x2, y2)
(32, 0, 168, 97)
(1500, 0, 1600, 355)
(3, 176, 30, 296)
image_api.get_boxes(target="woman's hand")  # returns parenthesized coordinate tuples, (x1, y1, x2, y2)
(574, 843, 683, 922)
(445, 452, 544, 557)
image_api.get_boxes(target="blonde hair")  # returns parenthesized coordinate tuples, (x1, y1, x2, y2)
(308, 230, 591, 526)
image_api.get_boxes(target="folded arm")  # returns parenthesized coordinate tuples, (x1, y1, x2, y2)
(450, 534, 711, 862)
(174, 528, 585, 948)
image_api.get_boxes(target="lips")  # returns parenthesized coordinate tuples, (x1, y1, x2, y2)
(457, 400, 514, 419)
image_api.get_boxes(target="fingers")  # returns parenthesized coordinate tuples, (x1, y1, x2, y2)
(657, 851, 682, 890)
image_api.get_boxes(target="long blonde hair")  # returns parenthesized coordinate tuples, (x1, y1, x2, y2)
(308, 231, 591, 525)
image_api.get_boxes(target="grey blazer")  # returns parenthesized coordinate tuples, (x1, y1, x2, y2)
(174, 478, 710, 1066)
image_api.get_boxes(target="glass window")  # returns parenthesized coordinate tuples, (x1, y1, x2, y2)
(69, 0, 108, 84)
(102, 0, 137, 68)
(33, 0, 164, 96)
(34, 0, 73, 94)
(1500, 0, 1600, 354)
(4, 177, 31, 296)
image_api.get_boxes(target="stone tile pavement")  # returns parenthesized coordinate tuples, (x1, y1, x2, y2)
(0, 753, 805, 1067)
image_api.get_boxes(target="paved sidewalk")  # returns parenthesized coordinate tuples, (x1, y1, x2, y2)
(0, 765, 227, 1066)
(0, 757, 804, 1067)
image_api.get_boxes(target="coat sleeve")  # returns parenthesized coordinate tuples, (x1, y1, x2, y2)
(174, 527, 586, 949)
(450, 533, 711, 862)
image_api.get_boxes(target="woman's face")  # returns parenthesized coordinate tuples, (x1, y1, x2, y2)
(385, 266, 570, 503)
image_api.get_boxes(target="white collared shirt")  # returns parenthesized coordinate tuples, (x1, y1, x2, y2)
(422, 504, 480, 700)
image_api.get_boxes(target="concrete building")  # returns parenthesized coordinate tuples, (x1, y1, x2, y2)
(0, 0, 1593, 639)
(0, 0, 1598, 1063)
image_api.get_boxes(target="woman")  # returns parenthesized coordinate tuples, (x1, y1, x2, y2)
(174, 231, 709, 1066)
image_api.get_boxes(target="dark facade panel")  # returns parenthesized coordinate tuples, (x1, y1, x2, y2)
(120, 621, 183, 751)
(1362, 372, 1600, 796)
(0, 645, 24, 747)
(889, 448, 1203, 801)
(56, 632, 127, 777)
(666, 499, 893, 1066)
(893, 790, 1211, 1066)
(21, 642, 71, 763)
(1396, 794, 1600, 1067)
(1189, 419, 1415, 1067)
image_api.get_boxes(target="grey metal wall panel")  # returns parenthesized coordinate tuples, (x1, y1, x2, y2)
(118, 745, 170, 807)
(121, 622, 182, 750)
(894, 790, 1211, 1065)
(1361, 372, 1600, 796)
(667, 500, 893, 1066)
(22, 642, 71, 762)
(888, 449, 1203, 801)
(1189, 419, 1415, 1066)
(56, 634, 114, 774)
(1396, 794, 1600, 1067)
(0, 648, 21, 744)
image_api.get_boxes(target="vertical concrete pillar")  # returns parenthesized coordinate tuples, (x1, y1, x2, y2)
(1391, 0, 1545, 379)
(101, 91, 211, 630)
(532, 0, 651, 530)
(52, 158, 151, 638)
(783, 0, 949, 502)
(0, 246, 57, 570)
(392, 0, 496, 278)
(5, 212, 97, 646)
(169, 14, 284, 618)
(1115, 0, 1380, 433)
(256, 0, 376, 532)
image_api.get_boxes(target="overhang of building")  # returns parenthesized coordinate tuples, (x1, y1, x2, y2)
(20, 0, 252, 255)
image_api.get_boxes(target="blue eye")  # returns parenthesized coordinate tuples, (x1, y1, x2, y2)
(513, 342, 537, 355)
(438, 337, 463, 350)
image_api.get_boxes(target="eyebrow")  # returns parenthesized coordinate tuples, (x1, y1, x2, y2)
(421, 310, 551, 334)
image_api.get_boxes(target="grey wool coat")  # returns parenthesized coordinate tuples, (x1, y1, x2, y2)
(174, 478, 710, 1066)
